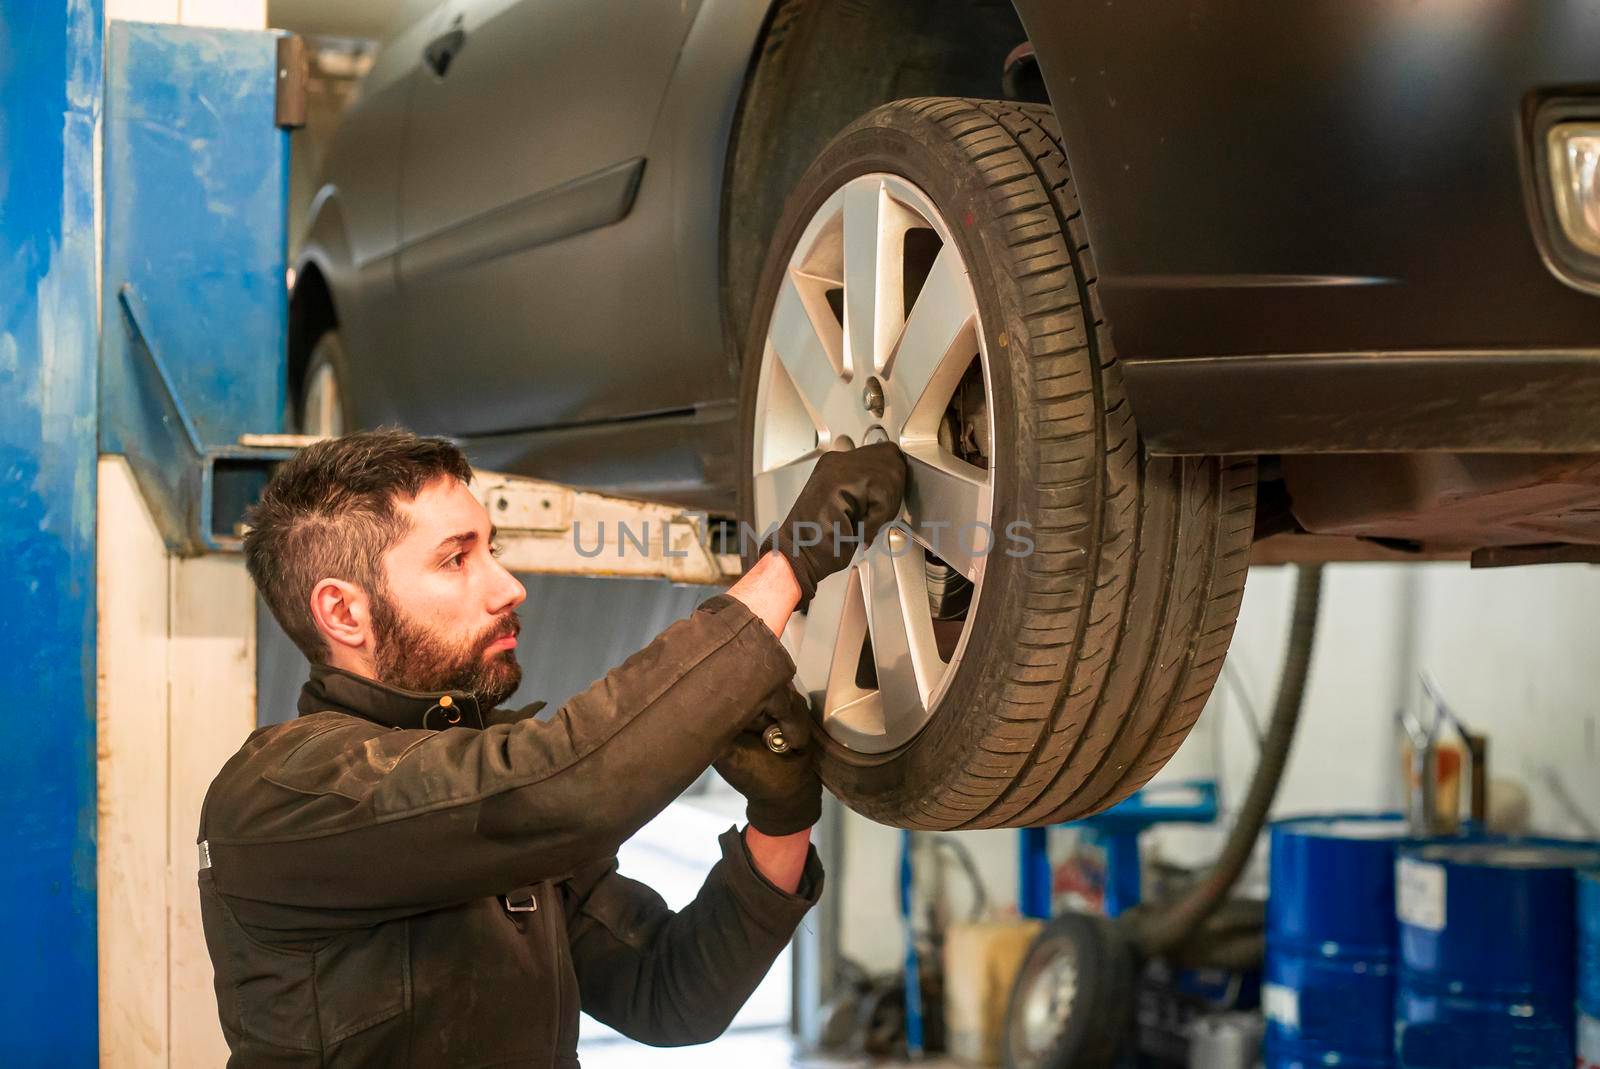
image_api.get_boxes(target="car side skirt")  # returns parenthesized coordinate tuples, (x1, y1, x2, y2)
(459, 401, 740, 516)
(1124, 349, 1600, 455)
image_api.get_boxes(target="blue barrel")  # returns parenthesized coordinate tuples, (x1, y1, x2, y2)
(1582, 870, 1600, 1068)
(1264, 814, 1413, 1067)
(1396, 840, 1600, 1068)
(1582, 869, 1600, 1016)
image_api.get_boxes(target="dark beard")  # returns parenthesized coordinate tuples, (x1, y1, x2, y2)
(371, 595, 523, 710)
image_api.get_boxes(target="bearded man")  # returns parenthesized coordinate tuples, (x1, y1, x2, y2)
(197, 429, 905, 1067)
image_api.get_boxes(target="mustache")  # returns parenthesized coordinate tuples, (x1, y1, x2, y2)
(477, 613, 521, 651)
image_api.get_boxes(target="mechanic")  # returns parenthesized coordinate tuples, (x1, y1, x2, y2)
(196, 428, 907, 1067)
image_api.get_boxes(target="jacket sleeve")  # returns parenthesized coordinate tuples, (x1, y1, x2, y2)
(563, 826, 823, 1046)
(202, 595, 795, 917)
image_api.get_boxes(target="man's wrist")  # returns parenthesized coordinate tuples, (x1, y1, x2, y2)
(726, 550, 802, 635)
(742, 823, 810, 895)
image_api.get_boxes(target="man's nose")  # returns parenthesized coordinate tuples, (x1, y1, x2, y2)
(489, 559, 526, 614)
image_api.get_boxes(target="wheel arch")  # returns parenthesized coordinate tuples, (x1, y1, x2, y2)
(719, 0, 1049, 351)
(288, 260, 337, 415)
(290, 185, 349, 409)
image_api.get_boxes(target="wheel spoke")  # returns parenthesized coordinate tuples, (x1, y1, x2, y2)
(885, 243, 977, 422)
(843, 180, 919, 376)
(815, 568, 885, 739)
(828, 690, 886, 741)
(751, 451, 821, 531)
(793, 568, 848, 688)
(861, 532, 943, 734)
(903, 445, 993, 581)
(770, 274, 846, 429)
(772, 172, 993, 758)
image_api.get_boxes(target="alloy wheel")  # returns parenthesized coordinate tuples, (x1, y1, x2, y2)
(752, 173, 997, 755)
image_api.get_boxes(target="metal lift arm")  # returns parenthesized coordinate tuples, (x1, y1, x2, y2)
(240, 435, 745, 585)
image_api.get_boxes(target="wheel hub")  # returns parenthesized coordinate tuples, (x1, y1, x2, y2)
(862, 376, 886, 417)
(1019, 950, 1081, 1059)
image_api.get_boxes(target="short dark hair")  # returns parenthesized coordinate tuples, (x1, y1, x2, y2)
(244, 428, 473, 662)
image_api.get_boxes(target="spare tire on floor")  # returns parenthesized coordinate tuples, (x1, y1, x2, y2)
(1003, 911, 1138, 1069)
(738, 97, 1255, 829)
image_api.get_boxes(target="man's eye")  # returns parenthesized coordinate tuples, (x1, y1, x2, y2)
(489, 543, 504, 559)
(444, 553, 464, 569)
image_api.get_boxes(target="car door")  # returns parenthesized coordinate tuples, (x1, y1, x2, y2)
(392, 0, 704, 437)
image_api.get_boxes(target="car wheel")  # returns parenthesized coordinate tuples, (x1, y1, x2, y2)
(294, 329, 351, 437)
(1003, 912, 1137, 1069)
(737, 98, 1255, 828)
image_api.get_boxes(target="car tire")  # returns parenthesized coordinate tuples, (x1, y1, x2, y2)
(1002, 912, 1137, 1069)
(293, 329, 351, 437)
(737, 97, 1255, 829)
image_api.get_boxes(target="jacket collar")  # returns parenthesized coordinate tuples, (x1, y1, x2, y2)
(298, 664, 485, 731)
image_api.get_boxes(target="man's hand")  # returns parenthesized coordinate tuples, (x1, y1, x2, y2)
(715, 683, 821, 837)
(763, 442, 908, 611)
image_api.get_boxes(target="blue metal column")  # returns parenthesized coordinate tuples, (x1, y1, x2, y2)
(1019, 826, 1053, 919)
(899, 830, 925, 1057)
(1089, 828, 1143, 918)
(0, 1, 105, 1062)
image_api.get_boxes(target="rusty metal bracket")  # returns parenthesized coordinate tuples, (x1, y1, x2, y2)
(233, 435, 745, 583)
(275, 34, 308, 129)
(472, 472, 742, 584)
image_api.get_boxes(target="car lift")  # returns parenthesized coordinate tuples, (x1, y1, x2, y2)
(13, 11, 1251, 1063)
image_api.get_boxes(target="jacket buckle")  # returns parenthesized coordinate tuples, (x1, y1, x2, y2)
(501, 885, 538, 913)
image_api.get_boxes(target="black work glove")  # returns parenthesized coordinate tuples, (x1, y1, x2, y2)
(714, 683, 822, 837)
(762, 441, 908, 611)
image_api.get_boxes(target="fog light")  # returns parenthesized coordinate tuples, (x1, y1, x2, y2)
(1548, 123, 1600, 257)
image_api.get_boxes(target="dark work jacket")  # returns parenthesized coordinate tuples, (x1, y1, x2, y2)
(197, 594, 820, 1068)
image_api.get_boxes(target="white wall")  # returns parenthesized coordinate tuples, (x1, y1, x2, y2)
(837, 819, 1019, 978)
(1177, 561, 1600, 841)
(837, 561, 1600, 974)
(98, 459, 252, 1069)
(1409, 562, 1600, 839)
(108, 0, 266, 27)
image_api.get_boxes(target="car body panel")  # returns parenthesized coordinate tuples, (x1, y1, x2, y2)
(1012, 0, 1600, 364)
(397, 0, 697, 247)
(324, 0, 765, 448)
(389, 0, 706, 437)
(465, 400, 740, 514)
(314, 0, 442, 271)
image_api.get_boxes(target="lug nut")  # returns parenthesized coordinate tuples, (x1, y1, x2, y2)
(862, 377, 886, 417)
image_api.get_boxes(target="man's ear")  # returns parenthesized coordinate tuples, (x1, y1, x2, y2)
(309, 578, 372, 655)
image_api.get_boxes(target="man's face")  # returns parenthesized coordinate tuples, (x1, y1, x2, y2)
(371, 476, 528, 708)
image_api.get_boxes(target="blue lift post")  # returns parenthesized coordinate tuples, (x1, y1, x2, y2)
(900, 829, 926, 1058)
(2, 11, 291, 1062)
(0, 2, 105, 1061)
(1018, 780, 1221, 920)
